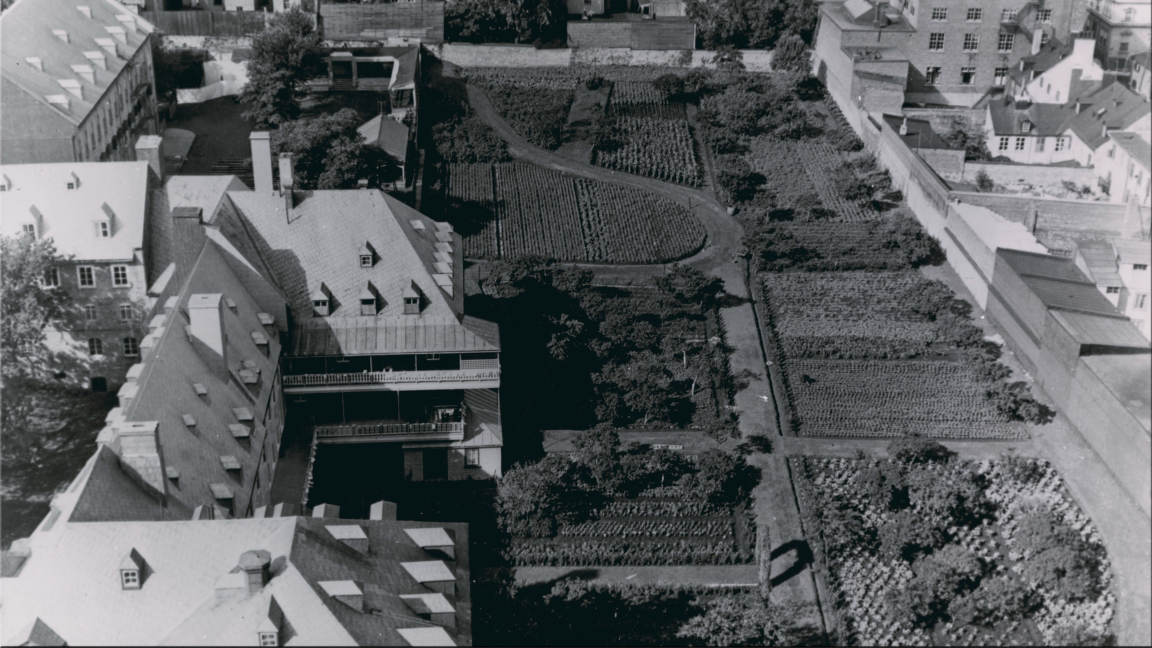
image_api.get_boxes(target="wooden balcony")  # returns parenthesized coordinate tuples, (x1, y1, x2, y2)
(315, 421, 465, 444)
(282, 368, 500, 393)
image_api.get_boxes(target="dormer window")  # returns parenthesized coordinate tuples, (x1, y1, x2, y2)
(360, 241, 377, 267)
(120, 548, 146, 590)
(259, 632, 279, 646)
(311, 284, 331, 317)
(360, 254, 373, 267)
(404, 297, 419, 314)
(313, 299, 329, 316)
(95, 221, 110, 237)
(1021, 121, 1031, 133)
(22, 223, 36, 238)
(361, 297, 376, 315)
(121, 569, 140, 588)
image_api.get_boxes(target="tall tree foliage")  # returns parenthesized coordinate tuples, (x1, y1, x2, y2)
(239, 7, 325, 127)
(687, 0, 818, 50)
(271, 109, 401, 189)
(446, 0, 567, 44)
(677, 594, 789, 646)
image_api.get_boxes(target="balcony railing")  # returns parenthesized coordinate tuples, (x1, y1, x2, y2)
(315, 421, 465, 438)
(283, 368, 500, 387)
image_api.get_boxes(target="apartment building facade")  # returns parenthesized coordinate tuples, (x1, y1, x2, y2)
(1083, 0, 1151, 70)
(0, 160, 154, 391)
(0, 0, 159, 164)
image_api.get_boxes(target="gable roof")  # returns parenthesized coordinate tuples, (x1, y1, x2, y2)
(1109, 131, 1152, 171)
(0, 0, 153, 126)
(358, 113, 410, 161)
(0, 161, 149, 260)
(1064, 82, 1151, 151)
(1114, 238, 1152, 266)
(987, 99, 1073, 136)
(227, 187, 462, 321)
(997, 248, 1136, 318)
(881, 114, 953, 150)
(68, 445, 194, 523)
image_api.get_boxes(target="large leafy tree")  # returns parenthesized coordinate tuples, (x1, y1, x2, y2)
(239, 7, 325, 127)
(447, 0, 567, 44)
(271, 109, 401, 189)
(2, 234, 67, 460)
(687, 0, 818, 50)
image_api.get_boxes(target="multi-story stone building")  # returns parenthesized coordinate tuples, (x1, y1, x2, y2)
(0, 159, 154, 391)
(1083, 0, 1151, 70)
(0, 0, 159, 164)
(814, 0, 1089, 109)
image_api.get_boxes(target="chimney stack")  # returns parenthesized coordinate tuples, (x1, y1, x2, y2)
(899, 117, 909, 136)
(238, 550, 272, 596)
(279, 153, 295, 216)
(112, 421, 168, 498)
(188, 294, 229, 379)
(135, 134, 164, 184)
(1031, 29, 1043, 55)
(250, 132, 274, 195)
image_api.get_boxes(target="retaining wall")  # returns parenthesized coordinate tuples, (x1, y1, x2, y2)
(961, 162, 1097, 188)
(433, 43, 773, 71)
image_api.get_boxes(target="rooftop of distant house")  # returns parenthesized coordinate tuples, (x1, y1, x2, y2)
(0, 161, 150, 261)
(358, 113, 410, 161)
(881, 114, 954, 150)
(0, 515, 471, 646)
(0, 0, 153, 125)
(821, 0, 915, 31)
(1109, 131, 1152, 171)
(988, 79, 1150, 142)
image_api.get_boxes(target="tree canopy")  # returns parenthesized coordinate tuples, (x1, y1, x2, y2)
(239, 7, 325, 127)
(687, 0, 818, 50)
(271, 109, 401, 189)
(446, 0, 567, 44)
(677, 594, 788, 646)
(1, 234, 66, 383)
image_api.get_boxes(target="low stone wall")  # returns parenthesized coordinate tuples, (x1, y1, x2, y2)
(434, 42, 774, 71)
(902, 106, 985, 135)
(961, 161, 1097, 188)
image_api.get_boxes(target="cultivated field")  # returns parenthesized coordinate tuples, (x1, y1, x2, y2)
(446, 162, 705, 263)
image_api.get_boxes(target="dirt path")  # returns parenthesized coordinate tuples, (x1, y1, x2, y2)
(468, 81, 827, 636)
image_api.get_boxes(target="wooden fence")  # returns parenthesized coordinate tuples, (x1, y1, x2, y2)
(320, 2, 445, 42)
(142, 10, 271, 37)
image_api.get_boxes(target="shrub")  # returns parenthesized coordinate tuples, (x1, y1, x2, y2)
(653, 73, 686, 98)
(888, 436, 956, 464)
(986, 380, 1054, 424)
(715, 154, 767, 202)
(878, 509, 947, 562)
(948, 576, 1041, 627)
(976, 170, 995, 192)
(1001, 451, 1046, 485)
(772, 34, 809, 72)
(586, 75, 607, 90)
(886, 545, 984, 628)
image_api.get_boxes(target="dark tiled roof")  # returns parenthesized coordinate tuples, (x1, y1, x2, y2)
(1109, 131, 1152, 171)
(68, 445, 193, 523)
(881, 114, 953, 150)
(0, 0, 152, 125)
(1065, 82, 1151, 151)
(998, 248, 1094, 283)
(987, 99, 1074, 136)
(1050, 310, 1150, 348)
(358, 113, 410, 161)
(1023, 276, 1127, 317)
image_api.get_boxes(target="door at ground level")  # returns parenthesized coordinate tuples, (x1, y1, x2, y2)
(422, 449, 448, 481)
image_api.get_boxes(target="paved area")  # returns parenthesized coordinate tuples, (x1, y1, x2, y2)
(160, 128, 195, 177)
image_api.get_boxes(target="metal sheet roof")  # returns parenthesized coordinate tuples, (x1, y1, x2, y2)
(1050, 310, 1150, 348)
(998, 249, 1094, 283)
(1025, 276, 1124, 316)
(289, 317, 499, 356)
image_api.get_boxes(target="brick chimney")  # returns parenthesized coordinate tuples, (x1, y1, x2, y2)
(1031, 29, 1044, 55)
(188, 294, 229, 379)
(250, 132, 274, 195)
(238, 549, 272, 596)
(135, 134, 164, 184)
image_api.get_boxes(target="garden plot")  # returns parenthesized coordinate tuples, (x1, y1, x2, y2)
(446, 163, 704, 263)
(795, 456, 1114, 646)
(798, 141, 876, 222)
(597, 82, 701, 186)
(789, 360, 1028, 439)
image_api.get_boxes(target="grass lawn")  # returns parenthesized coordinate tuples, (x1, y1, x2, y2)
(1, 385, 117, 549)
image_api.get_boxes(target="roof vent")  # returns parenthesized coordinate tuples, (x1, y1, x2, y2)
(84, 51, 107, 70)
(399, 593, 456, 629)
(312, 503, 340, 518)
(77, 5, 91, 17)
(221, 455, 242, 471)
(117, 14, 138, 33)
(24, 57, 42, 71)
(105, 25, 128, 43)
(239, 369, 260, 385)
(1, 538, 32, 578)
(318, 581, 364, 611)
(410, 219, 426, 231)
(257, 312, 275, 326)
(239, 549, 272, 595)
(193, 382, 208, 397)
(182, 414, 196, 428)
(52, 29, 69, 43)
(326, 524, 369, 554)
(210, 483, 235, 504)
(233, 407, 254, 422)
(95, 38, 119, 58)
(225, 297, 238, 312)
(251, 331, 269, 347)
(397, 627, 456, 646)
(192, 504, 217, 520)
(400, 561, 456, 596)
(119, 548, 147, 590)
(229, 423, 252, 438)
(166, 466, 180, 481)
(370, 500, 397, 520)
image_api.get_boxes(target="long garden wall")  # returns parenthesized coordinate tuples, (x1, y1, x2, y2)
(431, 43, 774, 71)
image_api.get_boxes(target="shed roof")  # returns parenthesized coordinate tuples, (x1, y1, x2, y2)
(1050, 310, 1150, 348)
(1076, 240, 1122, 286)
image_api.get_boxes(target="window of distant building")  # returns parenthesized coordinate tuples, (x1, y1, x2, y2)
(1037, 8, 1052, 21)
(1041, 32, 1050, 45)
(1119, 41, 1129, 54)
(994, 67, 1008, 86)
(1036, 137, 1046, 151)
(121, 569, 139, 589)
(999, 137, 1010, 151)
(85, 305, 99, 321)
(78, 266, 96, 288)
(1106, 286, 1121, 294)
(929, 33, 945, 50)
(1001, 8, 1017, 21)
(964, 33, 980, 51)
(961, 67, 976, 84)
(123, 337, 139, 357)
(932, 7, 947, 20)
(119, 304, 134, 321)
(112, 265, 129, 287)
(925, 66, 942, 84)
(1136, 294, 1148, 309)
(1055, 137, 1067, 151)
(94, 221, 110, 238)
(88, 338, 103, 356)
(999, 32, 1015, 51)
(41, 267, 60, 287)
(1124, 8, 1135, 21)
(22, 223, 36, 238)
(966, 7, 982, 21)
(1134, 264, 1149, 271)
(1015, 137, 1026, 150)
(466, 448, 480, 467)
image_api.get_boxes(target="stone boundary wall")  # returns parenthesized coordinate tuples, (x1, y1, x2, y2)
(961, 161, 1097, 188)
(431, 43, 774, 71)
(902, 106, 986, 134)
